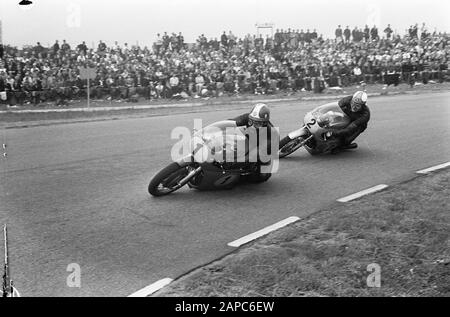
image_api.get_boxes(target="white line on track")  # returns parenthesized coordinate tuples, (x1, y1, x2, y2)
(126, 162, 449, 297)
(416, 162, 450, 174)
(337, 184, 389, 203)
(128, 278, 173, 297)
(227, 216, 300, 248)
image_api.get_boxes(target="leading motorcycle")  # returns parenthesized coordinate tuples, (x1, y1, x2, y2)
(278, 101, 351, 158)
(148, 121, 272, 196)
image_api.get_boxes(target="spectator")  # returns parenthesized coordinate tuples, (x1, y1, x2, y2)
(420, 23, 428, 40)
(98, 40, 106, 53)
(265, 35, 273, 51)
(31, 76, 42, 105)
(170, 33, 179, 52)
(61, 40, 71, 54)
(352, 65, 362, 83)
(274, 29, 282, 48)
(194, 73, 205, 97)
(155, 81, 165, 99)
(177, 32, 184, 50)
(113, 41, 121, 52)
(305, 29, 312, 43)
(335, 25, 343, 42)
(384, 24, 393, 39)
(52, 40, 60, 55)
(299, 29, 305, 45)
(77, 41, 88, 55)
(344, 26, 351, 43)
(411, 24, 419, 38)
(352, 27, 362, 42)
(364, 25, 370, 42)
(221, 31, 228, 47)
(168, 73, 180, 96)
(162, 32, 170, 52)
(370, 25, 379, 41)
(154, 33, 163, 55)
(228, 31, 236, 47)
(34, 42, 44, 57)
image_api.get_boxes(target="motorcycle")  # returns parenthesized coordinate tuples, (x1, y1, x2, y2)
(278, 101, 351, 158)
(148, 121, 272, 197)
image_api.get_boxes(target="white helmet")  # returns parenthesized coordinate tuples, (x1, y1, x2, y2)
(351, 91, 368, 112)
(249, 103, 270, 123)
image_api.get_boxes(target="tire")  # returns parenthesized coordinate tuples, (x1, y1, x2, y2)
(278, 136, 306, 158)
(247, 172, 272, 183)
(148, 162, 190, 197)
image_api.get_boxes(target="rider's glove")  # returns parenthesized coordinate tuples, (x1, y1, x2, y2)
(328, 129, 343, 137)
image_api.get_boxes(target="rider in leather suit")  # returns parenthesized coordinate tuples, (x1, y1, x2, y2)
(229, 103, 277, 182)
(328, 91, 370, 151)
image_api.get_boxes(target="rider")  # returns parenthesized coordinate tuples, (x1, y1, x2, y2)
(328, 91, 370, 151)
(229, 103, 277, 182)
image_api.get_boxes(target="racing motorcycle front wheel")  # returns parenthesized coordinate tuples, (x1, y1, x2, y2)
(148, 162, 201, 196)
(278, 136, 307, 158)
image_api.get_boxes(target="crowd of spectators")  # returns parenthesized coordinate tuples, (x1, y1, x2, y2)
(0, 23, 448, 106)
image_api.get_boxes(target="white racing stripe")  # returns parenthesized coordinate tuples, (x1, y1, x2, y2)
(416, 162, 450, 174)
(128, 278, 173, 297)
(227, 216, 300, 248)
(337, 184, 389, 203)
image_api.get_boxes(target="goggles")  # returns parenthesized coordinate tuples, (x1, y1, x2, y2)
(351, 102, 363, 112)
(249, 119, 268, 128)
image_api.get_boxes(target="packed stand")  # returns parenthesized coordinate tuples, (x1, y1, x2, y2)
(0, 23, 448, 106)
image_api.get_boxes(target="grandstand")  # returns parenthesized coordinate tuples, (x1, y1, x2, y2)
(0, 26, 448, 106)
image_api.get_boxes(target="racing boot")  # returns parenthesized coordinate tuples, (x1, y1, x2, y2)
(341, 142, 358, 150)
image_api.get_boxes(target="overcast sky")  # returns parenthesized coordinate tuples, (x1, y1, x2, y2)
(0, 0, 449, 48)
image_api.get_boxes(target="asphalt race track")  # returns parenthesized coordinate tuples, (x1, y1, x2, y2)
(0, 92, 449, 296)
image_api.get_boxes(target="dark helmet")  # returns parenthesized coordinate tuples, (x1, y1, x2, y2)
(350, 91, 368, 112)
(249, 103, 270, 123)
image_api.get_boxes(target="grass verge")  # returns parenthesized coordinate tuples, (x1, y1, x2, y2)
(155, 169, 450, 297)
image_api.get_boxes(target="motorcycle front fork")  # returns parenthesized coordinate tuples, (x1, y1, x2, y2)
(301, 134, 314, 145)
(288, 126, 309, 140)
(176, 166, 202, 188)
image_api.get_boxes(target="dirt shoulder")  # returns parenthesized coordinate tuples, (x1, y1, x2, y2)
(1, 82, 449, 129)
(155, 168, 450, 297)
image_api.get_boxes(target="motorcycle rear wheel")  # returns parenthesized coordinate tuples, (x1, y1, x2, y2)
(148, 163, 191, 196)
(279, 136, 306, 158)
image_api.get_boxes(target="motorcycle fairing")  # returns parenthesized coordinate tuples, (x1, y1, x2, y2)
(307, 102, 350, 132)
(188, 163, 242, 190)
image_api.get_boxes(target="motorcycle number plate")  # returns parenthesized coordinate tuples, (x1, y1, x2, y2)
(304, 112, 321, 134)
